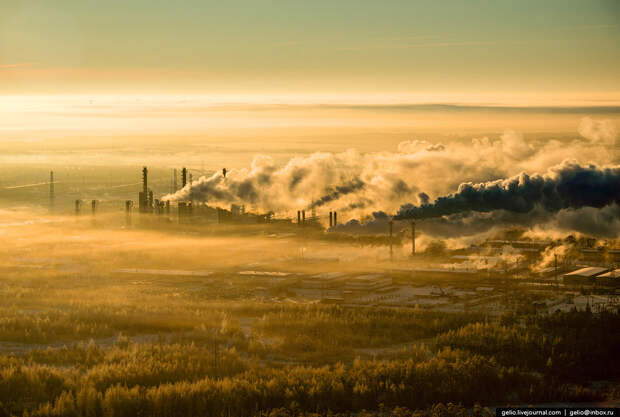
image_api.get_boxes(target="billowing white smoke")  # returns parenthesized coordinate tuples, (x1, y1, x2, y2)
(531, 243, 577, 273)
(163, 118, 618, 236)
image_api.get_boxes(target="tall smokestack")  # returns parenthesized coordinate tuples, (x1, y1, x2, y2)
(49, 171, 54, 212)
(189, 173, 193, 202)
(329, 211, 333, 228)
(139, 166, 149, 214)
(173, 168, 178, 192)
(389, 220, 393, 262)
(142, 167, 148, 194)
(411, 221, 416, 256)
(297, 210, 301, 225)
(333, 211, 337, 226)
(91, 200, 98, 226)
(125, 200, 133, 227)
(178, 202, 186, 223)
(182, 168, 187, 188)
(302, 210, 305, 224)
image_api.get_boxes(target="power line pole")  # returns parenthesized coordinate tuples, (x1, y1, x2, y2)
(411, 221, 415, 256)
(389, 220, 394, 262)
(554, 253, 558, 292)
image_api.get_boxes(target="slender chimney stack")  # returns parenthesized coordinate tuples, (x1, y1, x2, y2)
(178, 202, 186, 223)
(189, 173, 193, 202)
(173, 168, 178, 192)
(411, 221, 416, 256)
(302, 210, 305, 224)
(333, 211, 337, 226)
(91, 200, 97, 226)
(297, 210, 301, 225)
(181, 168, 187, 188)
(142, 167, 148, 194)
(139, 167, 148, 213)
(329, 211, 333, 228)
(125, 200, 133, 227)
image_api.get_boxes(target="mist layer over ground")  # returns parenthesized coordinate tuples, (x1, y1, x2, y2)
(0, 207, 619, 416)
(1, 100, 619, 416)
(2, 105, 618, 240)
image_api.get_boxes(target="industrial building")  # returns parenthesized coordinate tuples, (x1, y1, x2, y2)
(298, 272, 347, 289)
(344, 274, 392, 292)
(563, 267, 608, 286)
(597, 269, 620, 288)
(294, 272, 393, 294)
(40, 166, 619, 283)
(412, 267, 481, 280)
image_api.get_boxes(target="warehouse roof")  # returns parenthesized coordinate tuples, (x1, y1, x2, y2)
(598, 269, 620, 278)
(564, 267, 608, 278)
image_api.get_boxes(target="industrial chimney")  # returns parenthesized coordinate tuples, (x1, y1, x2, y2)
(91, 200, 98, 226)
(181, 167, 187, 188)
(333, 211, 337, 226)
(329, 211, 333, 228)
(189, 173, 193, 202)
(139, 167, 148, 213)
(125, 200, 133, 227)
(178, 202, 186, 223)
(142, 167, 148, 194)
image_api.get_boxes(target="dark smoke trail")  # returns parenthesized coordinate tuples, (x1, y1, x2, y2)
(309, 178, 365, 208)
(395, 161, 620, 220)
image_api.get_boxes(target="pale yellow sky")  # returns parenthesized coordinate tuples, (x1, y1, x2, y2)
(1, 1, 619, 99)
(1, 1, 619, 171)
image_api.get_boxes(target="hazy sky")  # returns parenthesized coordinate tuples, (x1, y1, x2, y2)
(1, 0, 619, 101)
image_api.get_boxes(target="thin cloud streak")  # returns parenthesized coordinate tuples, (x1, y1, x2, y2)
(338, 40, 499, 51)
(0, 62, 38, 70)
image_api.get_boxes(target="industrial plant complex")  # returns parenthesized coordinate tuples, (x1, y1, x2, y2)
(9, 165, 617, 318)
